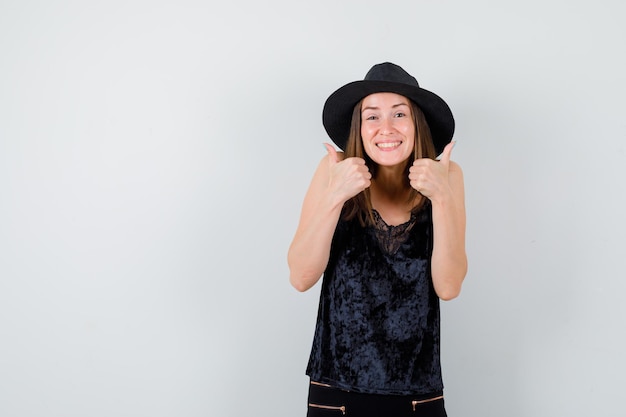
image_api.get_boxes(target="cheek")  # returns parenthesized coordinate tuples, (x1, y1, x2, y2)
(402, 125, 416, 142)
(401, 121, 415, 134)
(362, 140, 376, 156)
(360, 125, 372, 139)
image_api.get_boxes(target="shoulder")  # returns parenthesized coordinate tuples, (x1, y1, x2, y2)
(448, 160, 463, 172)
(303, 149, 347, 204)
(448, 160, 464, 180)
(447, 160, 465, 201)
(311, 150, 345, 178)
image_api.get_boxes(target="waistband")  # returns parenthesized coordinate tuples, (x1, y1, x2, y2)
(307, 381, 446, 417)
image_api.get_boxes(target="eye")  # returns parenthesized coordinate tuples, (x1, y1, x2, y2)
(365, 114, 378, 120)
(394, 112, 406, 118)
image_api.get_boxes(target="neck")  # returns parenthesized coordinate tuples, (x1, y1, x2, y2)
(370, 166, 412, 209)
(373, 164, 407, 194)
(369, 175, 416, 225)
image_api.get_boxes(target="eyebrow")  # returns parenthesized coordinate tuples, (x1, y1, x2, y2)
(361, 103, 410, 112)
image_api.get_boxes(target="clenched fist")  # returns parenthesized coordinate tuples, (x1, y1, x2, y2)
(324, 143, 372, 203)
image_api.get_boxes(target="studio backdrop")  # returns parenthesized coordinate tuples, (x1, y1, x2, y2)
(1, 1, 625, 416)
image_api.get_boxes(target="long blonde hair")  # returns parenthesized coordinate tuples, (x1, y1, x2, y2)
(342, 99, 437, 226)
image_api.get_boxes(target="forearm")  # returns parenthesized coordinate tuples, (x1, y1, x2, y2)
(288, 193, 345, 292)
(430, 192, 467, 300)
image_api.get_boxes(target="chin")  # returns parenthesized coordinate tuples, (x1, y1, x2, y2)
(372, 157, 410, 168)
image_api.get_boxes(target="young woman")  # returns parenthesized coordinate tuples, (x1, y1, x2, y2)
(288, 62, 467, 417)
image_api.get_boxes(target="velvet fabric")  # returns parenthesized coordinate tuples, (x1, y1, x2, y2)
(306, 203, 442, 396)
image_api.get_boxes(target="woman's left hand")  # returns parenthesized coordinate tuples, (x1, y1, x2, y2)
(408, 141, 455, 202)
(410, 141, 467, 300)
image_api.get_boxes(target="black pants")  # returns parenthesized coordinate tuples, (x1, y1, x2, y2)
(307, 382, 447, 417)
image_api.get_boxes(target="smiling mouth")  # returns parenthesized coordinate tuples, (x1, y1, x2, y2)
(376, 141, 402, 149)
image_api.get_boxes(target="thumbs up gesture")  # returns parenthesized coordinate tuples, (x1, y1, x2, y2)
(323, 143, 372, 203)
(408, 141, 455, 201)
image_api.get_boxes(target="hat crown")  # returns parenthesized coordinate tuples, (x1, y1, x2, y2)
(364, 62, 420, 87)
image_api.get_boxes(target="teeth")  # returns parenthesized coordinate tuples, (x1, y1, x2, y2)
(377, 142, 400, 148)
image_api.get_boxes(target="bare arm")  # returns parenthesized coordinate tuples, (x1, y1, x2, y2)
(409, 142, 467, 300)
(430, 161, 467, 300)
(287, 145, 371, 292)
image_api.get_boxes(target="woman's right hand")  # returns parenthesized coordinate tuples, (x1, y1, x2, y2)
(288, 144, 371, 292)
(324, 143, 371, 203)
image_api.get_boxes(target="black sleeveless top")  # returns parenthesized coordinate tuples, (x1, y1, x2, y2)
(306, 202, 443, 396)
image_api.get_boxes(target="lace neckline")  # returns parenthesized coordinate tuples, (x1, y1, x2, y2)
(370, 209, 417, 255)
(371, 209, 416, 229)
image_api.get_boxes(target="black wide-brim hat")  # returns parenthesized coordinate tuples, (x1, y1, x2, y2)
(322, 62, 455, 155)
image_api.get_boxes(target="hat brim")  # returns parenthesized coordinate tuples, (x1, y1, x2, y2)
(322, 80, 454, 154)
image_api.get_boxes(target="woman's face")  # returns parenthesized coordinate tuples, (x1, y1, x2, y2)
(360, 92, 415, 167)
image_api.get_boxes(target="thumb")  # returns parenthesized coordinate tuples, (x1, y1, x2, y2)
(323, 142, 339, 164)
(438, 141, 455, 166)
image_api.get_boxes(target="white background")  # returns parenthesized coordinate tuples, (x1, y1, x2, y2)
(1, 1, 625, 416)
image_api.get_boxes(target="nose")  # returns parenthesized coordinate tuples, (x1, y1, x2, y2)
(380, 117, 394, 135)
